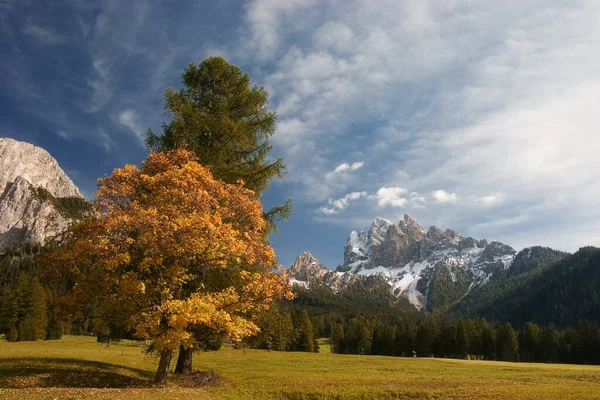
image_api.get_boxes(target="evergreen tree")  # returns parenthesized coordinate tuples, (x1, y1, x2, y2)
(518, 322, 540, 362)
(480, 319, 496, 360)
(146, 56, 292, 373)
(538, 325, 560, 363)
(292, 310, 316, 352)
(416, 316, 439, 357)
(455, 319, 469, 359)
(496, 323, 519, 361)
(0, 275, 47, 341)
(330, 323, 345, 354)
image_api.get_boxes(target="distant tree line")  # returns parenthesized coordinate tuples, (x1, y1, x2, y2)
(0, 243, 62, 341)
(3, 244, 600, 367)
(327, 313, 600, 365)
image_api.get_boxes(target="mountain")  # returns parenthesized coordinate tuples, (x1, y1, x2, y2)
(451, 246, 600, 328)
(288, 251, 405, 314)
(334, 215, 516, 310)
(0, 138, 87, 248)
(289, 251, 387, 292)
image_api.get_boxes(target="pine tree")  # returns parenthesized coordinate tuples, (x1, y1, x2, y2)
(480, 319, 496, 360)
(330, 323, 345, 354)
(146, 56, 292, 373)
(455, 319, 469, 359)
(496, 323, 519, 361)
(518, 322, 540, 362)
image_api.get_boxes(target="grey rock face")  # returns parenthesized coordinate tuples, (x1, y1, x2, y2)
(290, 251, 357, 291)
(0, 138, 84, 248)
(0, 138, 82, 198)
(339, 214, 517, 310)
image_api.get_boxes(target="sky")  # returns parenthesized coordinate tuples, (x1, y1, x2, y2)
(2, 0, 600, 268)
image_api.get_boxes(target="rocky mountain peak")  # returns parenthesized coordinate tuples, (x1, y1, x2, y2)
(0, 138, 82, 198)
(340, 215, 517, 310)
(290, 251, 327, 281)
(427, 226, 446, 242)
(0, 137, 85, 248)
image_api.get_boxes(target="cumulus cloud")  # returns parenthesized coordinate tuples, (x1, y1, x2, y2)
(320, 191, 367, 214)
(373, 187, 408, 208)
(432, 190, 457, 204)
(239, 0, 600, 251)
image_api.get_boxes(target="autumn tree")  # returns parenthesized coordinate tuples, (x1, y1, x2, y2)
(146, 56, 292, 372)
(39, 150, 293, 384)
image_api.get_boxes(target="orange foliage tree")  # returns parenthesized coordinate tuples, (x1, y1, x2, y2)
(40, 149, 293, 384)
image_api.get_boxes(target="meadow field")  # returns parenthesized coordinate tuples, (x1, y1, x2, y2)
(0, 336, 599, 399)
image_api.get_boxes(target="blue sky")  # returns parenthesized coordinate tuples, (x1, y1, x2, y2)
(2, 0, 600, 268)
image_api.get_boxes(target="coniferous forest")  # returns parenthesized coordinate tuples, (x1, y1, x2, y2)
(3, 240, 600, 367)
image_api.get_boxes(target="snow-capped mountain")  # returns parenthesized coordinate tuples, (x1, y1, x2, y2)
(291, 215, 517, 311)
(289, 251, 357, 291)
(289, 251, 390, 293)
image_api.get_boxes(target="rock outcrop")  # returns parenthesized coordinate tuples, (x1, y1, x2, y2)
(0, 138, 85, 248)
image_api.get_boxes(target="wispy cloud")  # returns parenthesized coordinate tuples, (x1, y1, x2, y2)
(118, 109, 145, 144)
(22, 23, 66, 45)
(241, 0, 600, 252)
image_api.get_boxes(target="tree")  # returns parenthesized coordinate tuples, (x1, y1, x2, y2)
(146, 56, 291, 230)
(455, 319, 469, 359)
(518, 322, 540, 362)
(496, 323, 519, 362)
(479, 318, 496, 360)
(146, 56, 292, 371)
(416, 316, 439, 357)
(292, 310, 316, 352)
(246, 306, 294, 351)
(0, 275, 47, 341)
(39, 150, 293, 384)
(330, 323, 345, 354)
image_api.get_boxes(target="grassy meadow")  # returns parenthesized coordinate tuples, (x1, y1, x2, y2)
(0, 336, 599, 399)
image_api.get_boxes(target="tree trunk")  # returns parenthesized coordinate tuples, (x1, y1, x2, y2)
(154, 349, 173, 385)
(174, 344, 193, 374)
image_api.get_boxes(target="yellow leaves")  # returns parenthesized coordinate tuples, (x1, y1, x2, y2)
(39, 148, 290, 353)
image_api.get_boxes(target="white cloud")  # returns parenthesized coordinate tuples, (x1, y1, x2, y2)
(320, 191, 367, 214)
(245, 0, 600, 250)
(118, 109, 145, 143)
(22, 23, 66, 45)
(373, 187, 408, 208)
(328, 161, 364, 175)
(432, 190, 457, 204)
(409, 192, 427, 208)
(477, 194, 505, 206)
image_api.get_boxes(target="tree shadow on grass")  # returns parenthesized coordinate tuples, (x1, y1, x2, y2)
(0, 357, 154, 388)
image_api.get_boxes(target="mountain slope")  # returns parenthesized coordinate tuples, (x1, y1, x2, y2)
(453, 247, 599, 327)
(0, 138, 86, 248)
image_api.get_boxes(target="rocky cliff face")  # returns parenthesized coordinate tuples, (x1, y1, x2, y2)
(289, 251, 358, 291)
(0, 138, 85, 248)
(341, 215, 516, 310)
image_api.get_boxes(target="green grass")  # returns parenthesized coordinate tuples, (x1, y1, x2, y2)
(1, 336, 600, 399)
